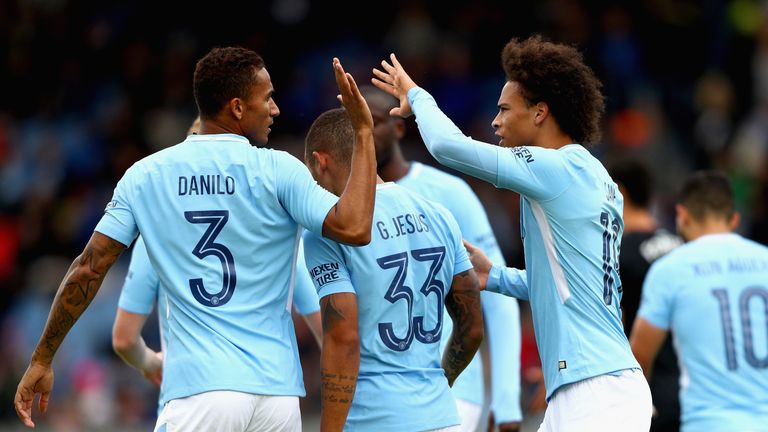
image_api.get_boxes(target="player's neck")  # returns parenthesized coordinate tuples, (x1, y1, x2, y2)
(534, 127, 574, 150)
(377, 148, 411, 182)
(198, 118, 241, 137)
(686, 222, 733, 241)
(623, 206, 657, 234)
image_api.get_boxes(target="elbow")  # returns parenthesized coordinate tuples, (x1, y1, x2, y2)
(466, 322, 484, 351)
(324, 329, 361, 356)
(339, 225, 372, 246)
(112, 331, 137, 356)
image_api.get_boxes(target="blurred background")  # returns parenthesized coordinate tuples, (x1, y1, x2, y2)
(1, 0, 768, 430)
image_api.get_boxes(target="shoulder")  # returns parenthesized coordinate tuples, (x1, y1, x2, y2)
(409, 163, 480, 202)
(648, 240, 698, 275)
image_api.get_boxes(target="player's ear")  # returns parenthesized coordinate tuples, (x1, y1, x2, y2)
(533, 101, 549, 126)
(230, 98, 244, 120)
(312, 151, 329, 173)
(729, 211, 741, 231)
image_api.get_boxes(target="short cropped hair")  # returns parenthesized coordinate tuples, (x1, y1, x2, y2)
(359, 85, 398, 112)
(607, 158, 652, 208)
(678, 171, 735, 221)
(193, 47, 265, 118)
(501, 35, 605, 144)
(305, 108, 354, 167)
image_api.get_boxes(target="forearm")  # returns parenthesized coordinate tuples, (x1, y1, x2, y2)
(114, 336, 155, 372)
(487, 266, 529, 300)
(408, 87, 501, 185)
(320, 340, 359, 431)
(325, 130, 377, 244)
(443, 280, 484, 385)
(32, 255, 109, 364)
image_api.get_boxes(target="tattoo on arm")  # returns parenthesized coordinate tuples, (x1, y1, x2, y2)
(321, 295, 348, 333)
(319, 293, 359, 431)
(33, 234, 125, 364)
(443, 269, 483, 385)
(320, 368, 357, 406)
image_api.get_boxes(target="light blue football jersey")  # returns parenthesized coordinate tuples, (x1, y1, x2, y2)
(303, 183, 473, 432)
(293, 238, 320, 315)
(397, 162, 521, 421)
(639, 233, 768, 431)
(409, 87, 639, 401)
(95, 133, 338, 402)
(118, 235, 168, 416)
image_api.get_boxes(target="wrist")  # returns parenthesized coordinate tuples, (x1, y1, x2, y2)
(31, 350, 53, 367)
(486, 265, 502, 292)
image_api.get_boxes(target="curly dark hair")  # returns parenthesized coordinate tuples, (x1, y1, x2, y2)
(305, 108, 354, 166)
(501, 35, 605, 144)
(193, 47, 265, 118)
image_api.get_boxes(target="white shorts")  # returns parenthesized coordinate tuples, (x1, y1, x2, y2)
(425, 426, 461, 432)
(538, 369, 652, 432)
(455, 398, 483, 432)
(154, 390, 301, 432)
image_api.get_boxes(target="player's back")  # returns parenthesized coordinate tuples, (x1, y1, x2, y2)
(304, 183, 468, 431)
(513, 145, 638, 399)
(644, 233, 768, 430)
(100, 133, 337, 402)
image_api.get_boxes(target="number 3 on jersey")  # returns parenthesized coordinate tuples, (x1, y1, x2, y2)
(377, 246, 446, 351)
(185, 210, 237, 307)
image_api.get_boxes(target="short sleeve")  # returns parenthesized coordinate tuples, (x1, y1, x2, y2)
(637, 260, 675, 330)
(94, 167, 139, 247)
(293, 239, 320, 315)
(274, 151, 338, 236)
(302, 231, 355, 299)
(118, 236, 159, 315)
(496, 146, 572, 201)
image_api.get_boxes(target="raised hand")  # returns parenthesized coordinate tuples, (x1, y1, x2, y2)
(14, 362, 54, 428)
(333, 57, 373, 133)
(463, 240, 491, 290)
(372, 53, 418, 118)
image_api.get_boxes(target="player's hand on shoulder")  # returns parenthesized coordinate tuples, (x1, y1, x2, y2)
(464, 240, 491, 290)
(372, 53, 416, 118)
(333, 57, 373, 132)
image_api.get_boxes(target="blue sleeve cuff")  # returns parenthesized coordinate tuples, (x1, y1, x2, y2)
(117, 298, 154, 315)
(486, 264, 503, 293)
(317, 281, 356, 299)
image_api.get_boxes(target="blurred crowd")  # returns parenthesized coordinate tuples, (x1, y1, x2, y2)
(1, 0, 768, 430)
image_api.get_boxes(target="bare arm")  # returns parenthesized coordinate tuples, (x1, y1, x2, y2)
(629, 317, 668, 380)
(112, 308, 162, 386)
(321, 58, 376, 245)
(15, 231, 126, 428)
(319, 293, 359, 432)
(302, 311, 323, 348)
(442, 269, 484, 386)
